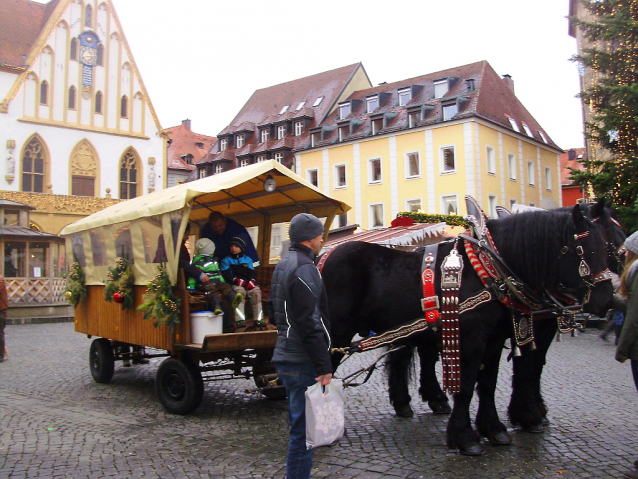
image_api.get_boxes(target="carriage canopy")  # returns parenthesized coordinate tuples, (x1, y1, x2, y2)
(61, 160, 350, 286)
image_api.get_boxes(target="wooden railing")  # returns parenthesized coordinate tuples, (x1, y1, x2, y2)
(5, 278, 67, 304)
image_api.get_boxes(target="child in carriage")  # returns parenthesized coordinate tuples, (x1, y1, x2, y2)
(187, 238, 242, 317)
(220, 235, 263, 328)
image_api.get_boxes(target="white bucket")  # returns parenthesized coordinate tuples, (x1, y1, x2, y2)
(190, 311, 223, 343)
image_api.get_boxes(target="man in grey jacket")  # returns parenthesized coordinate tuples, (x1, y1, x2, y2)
(269, 213, 332, 479)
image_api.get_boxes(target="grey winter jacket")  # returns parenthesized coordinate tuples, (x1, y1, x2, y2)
(614, 260, 638, 362)
(268, 243, 332, 375)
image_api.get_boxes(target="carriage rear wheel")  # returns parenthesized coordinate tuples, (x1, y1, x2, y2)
(89, 338, 115, 383)
(155, 358, 204, 415)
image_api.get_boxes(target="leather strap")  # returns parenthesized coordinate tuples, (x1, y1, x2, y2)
(421, 244, 440, 323)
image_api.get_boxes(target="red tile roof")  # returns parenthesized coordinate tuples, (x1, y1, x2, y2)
(166, 120, 216, 171)
(0, 0, 58, 69)
(560, 147, 587, 186)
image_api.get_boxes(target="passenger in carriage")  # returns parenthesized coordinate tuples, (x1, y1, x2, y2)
(220, 235, 263, 328)
(187, 238, 243, 319)
(200, 211, 260, 267)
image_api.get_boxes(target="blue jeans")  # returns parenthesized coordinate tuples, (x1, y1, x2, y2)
(632, 359, 638, 393)
(275, 362, 317, 479)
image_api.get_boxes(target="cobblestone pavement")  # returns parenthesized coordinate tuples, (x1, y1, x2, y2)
(1, 322, 637, 478)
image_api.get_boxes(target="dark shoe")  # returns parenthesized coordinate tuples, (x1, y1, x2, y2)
(231, 293, 243, 309)
(599, 334, 609, 342)
(236, 320, 246, 329)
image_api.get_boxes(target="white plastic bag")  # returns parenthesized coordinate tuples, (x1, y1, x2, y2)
(305, 379, 344, 449)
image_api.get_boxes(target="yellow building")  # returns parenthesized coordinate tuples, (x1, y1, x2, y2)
(295, 61, 563, 230)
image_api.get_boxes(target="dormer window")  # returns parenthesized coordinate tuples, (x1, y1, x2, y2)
(465, 79, 476, 93)
(522, 123, 533, 137)
(295, 121, 303, 136)
(508, 117, 520, 132)
(215, 164, 224, 174)
(219, 138, 227, 151)
(442, 102, 458, 121)
(274, 152, 283, 163)
(338, 102, 351, 120)
(296, 101, 306, 111)
(236, 135, 244, 148)
(196, 142, 204, 149)
(371, 118, 383, 135)
(539, 131, 548, 144)
(338, 125, 349, 141)
(277, 125, 286, 139)
(181, 154, 193, 165)
(398, 88, 411, 106)
(310, 131, 320, 147)
(261, 128, 269, 143)
(366, 95, 379, 113)
(434, 79, 448, 99)
(279, 105, 289, 114)
(408, 110, 420, 128)
(198, 167, 207, 179)
(257, 155, 266, 163)
(313, 96, 324, 107)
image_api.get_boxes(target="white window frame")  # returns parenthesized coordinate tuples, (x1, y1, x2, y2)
(442, 103, 458, 121)
(198, 168, 206, 179)
(277, 125, 286, 139)
(240, 159, 249, 167)
(294, 121, 303, 136)
(260, 129, 269, 143)
(338, 125, 348, 142)
(440, 145, 456, 174)
(408, 110, 420, 128)
(509, 198, 517, 209)
(441, 194, 459, 215)
(371, 118, 382, 135)
(337, 213, 348, 228)
(522, 123, 533, 138)
(214, 164, 224, 174)
(257, 155, 266, 163)
(368, 157, 382, 184)
(527, 160, 535, 186)
(398, 87, 411, 106)
(488, 194, 497, 219)
(334, 163, 347, 189)
(366, 95, 379, 113)
(296, 101, 306, 111)
(310, 132, 320, 147)
(279, 104, 289, 114)
(369, 203, 385, 229)
(508, 153, 517, 180)
(405, 198, 422, 213)
(545, 167, 552, 191)
(508, 117, 520, 132)
(307, 168, 319, 187)
(236, 135, 244, 148)
(219, 138, 227, 151)
(539, 131, 548, 144)
(486, 146, 496, 175)
(433, 79, 448, 99)
(338, 102, 351, 120)
(405, 150, 421, 179)
(274, 152, 283, 163)
(313, 96, 323, 107)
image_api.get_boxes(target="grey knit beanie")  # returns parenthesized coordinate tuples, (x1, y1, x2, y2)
(289, 213, 324, 244)
(625, 231, 638, 255)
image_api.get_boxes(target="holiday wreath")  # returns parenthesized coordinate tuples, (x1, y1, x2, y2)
(104, 257, 135, 311)
(138, 266, 181, 331)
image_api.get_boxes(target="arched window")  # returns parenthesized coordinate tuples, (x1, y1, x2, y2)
(70, 139, 99, 197)
(85, 4, 92, 26)
(68, 86, 76, 110)
(95, 91, 103, 114)
(96, 44, 104, 66)
(120, 95, 128, 118)
(22, 136, 47, 193)
(70, 38, 78, 60)
(40, 81, 48, 105)
(119, 148, 140, 199)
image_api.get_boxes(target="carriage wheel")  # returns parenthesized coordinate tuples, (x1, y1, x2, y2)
(89, 338, 115, 384)
(155, 358, 204, 415)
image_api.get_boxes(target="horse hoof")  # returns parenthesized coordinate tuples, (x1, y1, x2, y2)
(488, 431, 512, 445)
(394, 405, 414, 418)
(428, 400, 451, 414)
(542, 417, 550, 426)
(459, 443, 485, 456)
(522, 423, 544, 433)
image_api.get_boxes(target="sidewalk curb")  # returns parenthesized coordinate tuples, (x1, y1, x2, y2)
(7, 317, 74, 325)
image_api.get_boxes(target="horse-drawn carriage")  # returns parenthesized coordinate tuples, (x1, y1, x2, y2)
(61, 160, 349, 415)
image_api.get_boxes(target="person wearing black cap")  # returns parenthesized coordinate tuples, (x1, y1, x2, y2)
(220, 235, 262, 328)
(269, 213, 332, 479)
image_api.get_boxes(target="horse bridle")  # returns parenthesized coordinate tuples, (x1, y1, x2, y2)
(592, 215, 626, 274)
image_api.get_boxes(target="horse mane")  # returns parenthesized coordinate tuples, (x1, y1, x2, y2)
(486, 209, 595, 292)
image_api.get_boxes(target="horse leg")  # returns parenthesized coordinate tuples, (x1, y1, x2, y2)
(474, 337, 511, 446)
(388, 345, 414, 417)
(508, 318, 555, 432)
(416, 343, 450, 414)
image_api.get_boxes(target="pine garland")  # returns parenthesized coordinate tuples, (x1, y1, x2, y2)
(397, 211, 469, 228)
(64, 262, 86, 307)
(104, 257, 135, 311)
(137, 266, 181, 331)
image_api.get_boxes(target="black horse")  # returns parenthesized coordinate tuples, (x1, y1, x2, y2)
(323, 206, 613, 455)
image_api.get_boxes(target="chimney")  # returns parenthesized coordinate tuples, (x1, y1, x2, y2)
(502, 74, 514, 93)
(182, 119, 191, 130)
(568, 149, 576, 161)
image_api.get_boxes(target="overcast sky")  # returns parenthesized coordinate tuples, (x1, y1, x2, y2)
(37, 0, 585, 149)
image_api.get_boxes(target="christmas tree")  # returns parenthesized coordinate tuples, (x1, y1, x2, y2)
(570, 0, 638, 233)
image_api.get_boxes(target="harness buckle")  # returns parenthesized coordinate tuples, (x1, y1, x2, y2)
(421, 296, 440, 312)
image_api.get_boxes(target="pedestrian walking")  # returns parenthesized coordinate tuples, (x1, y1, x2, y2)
(612, 230, 638, 479)
(0, 274, 8, 362)
(269, 213, 332, 479)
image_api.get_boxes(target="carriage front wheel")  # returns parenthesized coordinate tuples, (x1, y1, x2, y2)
(89, 338, 115, 383)
(155, 358, 204, 415)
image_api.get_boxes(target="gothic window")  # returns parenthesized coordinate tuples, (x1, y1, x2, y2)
(95, 91, 103, 113)
(68, 86, 76, 110)
(40, 81, 48, 105)
(85, 4, 92, 26)
(96, 44, 104, 66)
(120, 95, 128, 118)
(22, 136, 47, 193)
(70, 38, 78, 60)
(70, 140, 98, 197)
(119, 148, 140, 199)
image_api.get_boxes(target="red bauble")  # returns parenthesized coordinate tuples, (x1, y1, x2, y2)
(113, 291, 124, 304)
